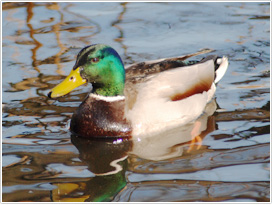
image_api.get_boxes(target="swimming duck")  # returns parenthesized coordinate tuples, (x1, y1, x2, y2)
(48, 44, 228, 138)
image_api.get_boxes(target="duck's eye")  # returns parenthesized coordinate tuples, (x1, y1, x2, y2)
(91, 57, 100, 63)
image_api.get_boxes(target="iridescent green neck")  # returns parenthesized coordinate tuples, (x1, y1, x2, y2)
(92, 53, 125, 97)
(93, 80, 124, 96)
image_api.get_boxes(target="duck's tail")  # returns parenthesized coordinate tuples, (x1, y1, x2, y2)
(214, 56, 229, 83)
(197, 55, 229, 83)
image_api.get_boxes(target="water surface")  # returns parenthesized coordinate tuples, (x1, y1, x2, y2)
(2, 2, 270, 202)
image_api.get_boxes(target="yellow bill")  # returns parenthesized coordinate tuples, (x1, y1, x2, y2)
(48, 67, 87, 98)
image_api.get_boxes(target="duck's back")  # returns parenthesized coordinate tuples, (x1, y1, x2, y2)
(124, 55, 228, 137)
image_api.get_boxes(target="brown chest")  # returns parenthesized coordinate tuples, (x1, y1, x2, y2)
(70, 95, 132, 138)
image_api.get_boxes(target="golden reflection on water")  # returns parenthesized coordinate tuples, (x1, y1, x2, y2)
(26, 3, 42, 73)
(3, 2, 99, 76)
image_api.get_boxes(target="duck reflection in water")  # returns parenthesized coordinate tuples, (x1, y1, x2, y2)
(51, 99, 216, 202)
(51, 136, 132, 202)
(131, 99, 217, 161)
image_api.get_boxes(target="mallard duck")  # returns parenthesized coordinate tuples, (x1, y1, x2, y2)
(48, 44, 228, 138)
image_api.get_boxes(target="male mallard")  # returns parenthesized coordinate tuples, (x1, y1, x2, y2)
(48, 44, 228, 138)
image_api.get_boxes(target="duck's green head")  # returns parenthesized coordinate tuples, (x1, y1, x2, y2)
(48, 44, 125, 98)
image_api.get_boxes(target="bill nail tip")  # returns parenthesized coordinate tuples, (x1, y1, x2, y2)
(48, 91, 52, 98)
